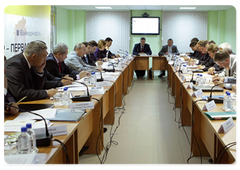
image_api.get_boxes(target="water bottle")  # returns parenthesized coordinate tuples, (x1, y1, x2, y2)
(89, 72, 97, 87)
(195, 74, 200, 86)
(26, 123, 38, 153)
(62, 87, 70, 105)
(198, 74, 204, 86)
(182, 65, 188, 74)
(223, 91, 232, 111)
(17, 127, 31, 154)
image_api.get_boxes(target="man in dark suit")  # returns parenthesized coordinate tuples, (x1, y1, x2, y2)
(46, 43, 79, 81)
(158, 38, 180, 77)
(132, 37, 152, 79)
(82, 42, 97, 66)
(2, 54, 19, 114)
(5, 40, 58, 101)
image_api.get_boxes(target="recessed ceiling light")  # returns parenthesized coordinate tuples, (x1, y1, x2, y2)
(179, 7, 196, 10)
(95, 7, 112, 9)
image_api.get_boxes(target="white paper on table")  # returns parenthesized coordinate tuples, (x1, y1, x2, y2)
(4, 120, 36, 132)
(32, 120, 53, 129)
(5, 152, 37, 164)
(14, 109, 57, 121)
(102, 76, 117, 81)
(103, 72, 121, 76)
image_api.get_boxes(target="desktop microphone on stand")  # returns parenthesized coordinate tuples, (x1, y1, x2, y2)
(71, 82, 92, 101)
(5, 103, 52, 146)
(95, 69, 104, 82)
(207, 82, 225, 103)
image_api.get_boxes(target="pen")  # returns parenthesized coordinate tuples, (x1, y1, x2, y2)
(16, 96, 27, 105)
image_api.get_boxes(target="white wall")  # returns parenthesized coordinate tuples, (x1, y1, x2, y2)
(162, 11, 207, 53)
(86, 11, 130, 55)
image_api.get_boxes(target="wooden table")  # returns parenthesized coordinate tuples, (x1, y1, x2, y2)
(4, 58, 135, 164)
(167, 63, 236, 164)
(133, 55, 168, 79)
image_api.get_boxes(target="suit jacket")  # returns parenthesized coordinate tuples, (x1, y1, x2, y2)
(132, 43, 152, 55)
(158, 45, 179, 56)
(46, 53, 79, 80)
(82, 54, 96, 66)
(44, 68, 63, 89)
(5, 52, 48, 101)
(218, 54, 237, 78)
(4, 90, 17, 113)
(65, 51, 96, 72)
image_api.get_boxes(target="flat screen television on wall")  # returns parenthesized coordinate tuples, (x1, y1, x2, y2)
(131, 17, 160, 35)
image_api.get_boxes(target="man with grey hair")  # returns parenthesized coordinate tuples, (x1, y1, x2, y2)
(212, 50, 237, 89)
(5, 40, 58, 101)
(46, 43, 80, 81)
(65, 43, 102, 72)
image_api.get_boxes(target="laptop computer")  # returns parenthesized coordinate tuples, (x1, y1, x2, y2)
(193, 85, 224, 92)
(47, 109, 86, 122)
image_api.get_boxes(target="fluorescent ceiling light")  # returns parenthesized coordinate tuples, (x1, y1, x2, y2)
(179, 7, 196, 10)
(95, 7, 112, 9)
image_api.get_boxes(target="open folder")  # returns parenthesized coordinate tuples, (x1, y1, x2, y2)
(204, 111, 236, 120)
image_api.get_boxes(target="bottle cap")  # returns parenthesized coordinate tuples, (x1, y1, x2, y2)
(63, 87, 68, 91)
(183, 65, 186, 67)
(226, 91, 231, 95)
(91, 72, 95, 75)
(197, 74, 200, 76)
(26, 123, 32, 129)
(21, 127, 27, 132)
(200, 74, 203, 76)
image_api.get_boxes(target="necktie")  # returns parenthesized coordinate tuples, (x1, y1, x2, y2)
(85, 56, 89, 63)
(141, 46, 143, 52)
(58, 62, 61, 72)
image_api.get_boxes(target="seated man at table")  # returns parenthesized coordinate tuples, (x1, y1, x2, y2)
(158, 38, 179, 77)
(46, 43, 80, 81)
(212, 50, 237, 89)
(65, 43, 102, 73)
(5, 40, 58, 101)
(206, 43, 223, 74)
(188, 41, 202, 59)
(2, 54, 19, 114)
(132, 37, 152, 79)
(105, 37, 120, 59)
(89, 40, 98, 62)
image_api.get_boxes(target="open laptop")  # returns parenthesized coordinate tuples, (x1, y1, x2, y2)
(193, 85, 224, 92)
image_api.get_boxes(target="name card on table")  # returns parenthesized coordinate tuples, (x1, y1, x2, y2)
(34, 125, 68, 137)
(192, 89, 203, 98)
(70, 102, 94, 110)
(218, 117, 235, 133)
(202, 100, 216, 111)
(89, 87, 105, 95)
(187, 82, 193, 89)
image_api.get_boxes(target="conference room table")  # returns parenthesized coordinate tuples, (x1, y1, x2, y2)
(167, 63, 236, 164)
(4, 57, 134, 164)
(133, 54, 168, 79)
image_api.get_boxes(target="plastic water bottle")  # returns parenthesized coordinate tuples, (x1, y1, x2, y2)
(17, 127, 31, 154)
(198, 74, 205, 86)
(223, 91, 232, 111)
(182, 65, 188, 74)
(62, 87, 70, 105)
(26, 123, 38, 153)
(195, 74, 200, 85)
(89, 72, 97, 87)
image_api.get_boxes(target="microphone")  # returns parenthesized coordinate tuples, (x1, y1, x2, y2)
(71, 82, 92, 101)
(95, 69, 104, 82)
(103, 62, 115, 72)
(5, 103, 52, 146)
(208, 82, 225, 103)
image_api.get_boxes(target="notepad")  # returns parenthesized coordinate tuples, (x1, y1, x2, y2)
(204, 111, 236, 120)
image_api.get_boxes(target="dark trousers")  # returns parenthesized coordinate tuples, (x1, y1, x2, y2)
(135, 70, 145, 78)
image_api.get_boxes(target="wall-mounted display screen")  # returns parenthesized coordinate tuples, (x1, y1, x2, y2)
(131, 17, 160, 35)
